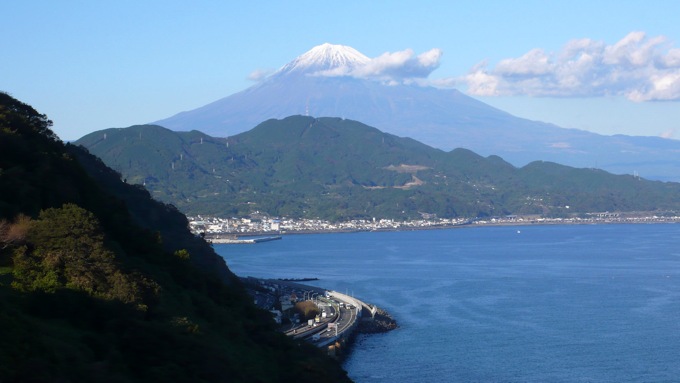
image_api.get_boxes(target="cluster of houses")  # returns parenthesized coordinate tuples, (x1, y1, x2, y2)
(187, 212, 680, 237)
(240, 277, 326, 326)
(188, 214, 471, 235)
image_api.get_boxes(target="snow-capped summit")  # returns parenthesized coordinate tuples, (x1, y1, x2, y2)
(276, 43, 370, 76)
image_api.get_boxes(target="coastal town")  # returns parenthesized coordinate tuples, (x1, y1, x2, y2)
(188, 212, 680, 237)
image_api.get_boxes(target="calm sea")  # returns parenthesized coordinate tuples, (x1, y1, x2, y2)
(215, 224, 680, 383)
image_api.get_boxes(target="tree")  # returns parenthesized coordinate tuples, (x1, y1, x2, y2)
(295, 300, 320, 321)
(0, 92, 57, 142)
(11, 203, 157, 304)
(0, 214, 30, 250)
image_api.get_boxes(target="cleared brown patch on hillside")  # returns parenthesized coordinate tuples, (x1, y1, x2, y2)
(394, 175, 424, 189)
(363, 164, 429, 190)
(384, 164, 430, 173)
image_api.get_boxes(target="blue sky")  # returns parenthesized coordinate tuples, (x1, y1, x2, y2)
(4, 0, 680, 141)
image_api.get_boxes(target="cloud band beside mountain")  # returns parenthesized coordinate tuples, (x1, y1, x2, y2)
(460, 32, 680, 102)
(317, 48, 443, 84)
(250, 47, 443, 85)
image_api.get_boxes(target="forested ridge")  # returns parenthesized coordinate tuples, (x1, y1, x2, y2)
(77, 116, 680, 220)
(0, 93, 351, 382)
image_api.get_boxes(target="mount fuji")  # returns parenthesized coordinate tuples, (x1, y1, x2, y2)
(154, 43, 680, 181)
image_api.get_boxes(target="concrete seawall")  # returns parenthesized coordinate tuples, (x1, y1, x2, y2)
(314, 290, 384, 350)
(328, 291, 376, 319)
(311, 291, 364, 349)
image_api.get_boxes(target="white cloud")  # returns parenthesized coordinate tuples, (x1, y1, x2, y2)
(417, 48, 443, 68)
(461, 61, 502, 96)
(660, 128, 677, 139)
(248, 68, 274, 81)
(659, 48, 680, 68)
(459, 32, 680, 101)
(315, 48, 443, 84)
(496, 49, 553, 76)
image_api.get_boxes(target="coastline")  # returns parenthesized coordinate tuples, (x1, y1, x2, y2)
(357, 307, 398, 334)
(209, 235, 282, 244)
(239, 277, 397, 361)
(205, 216, 680, 240)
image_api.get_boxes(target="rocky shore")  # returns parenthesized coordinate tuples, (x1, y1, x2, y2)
(358, 307, 398, 334)
(333, 306, 398, 362)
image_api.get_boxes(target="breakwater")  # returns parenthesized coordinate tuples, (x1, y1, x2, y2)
(209, 235, 282, 244)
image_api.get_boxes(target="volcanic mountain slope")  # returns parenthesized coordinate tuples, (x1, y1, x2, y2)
(153, 43, 680, 181)
(77, 116, 680, 220)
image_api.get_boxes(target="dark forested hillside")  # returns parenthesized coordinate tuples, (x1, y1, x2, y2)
(77, 116, 680, 220)
(0, 93, 351, 382)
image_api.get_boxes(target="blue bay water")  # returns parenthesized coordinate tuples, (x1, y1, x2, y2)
(215, 224, 680, 382)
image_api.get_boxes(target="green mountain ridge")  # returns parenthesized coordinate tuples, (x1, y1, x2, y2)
(77, 116, 680, 220)
(1, 93, 350, 382)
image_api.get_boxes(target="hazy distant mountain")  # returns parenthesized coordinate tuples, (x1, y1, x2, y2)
(77, 116, 680, 220)
(154, 43, 680, 182)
